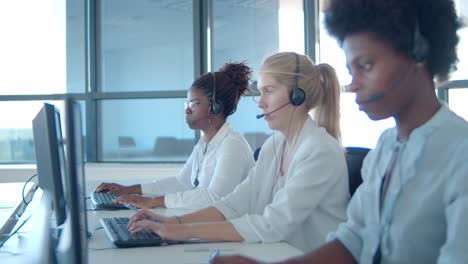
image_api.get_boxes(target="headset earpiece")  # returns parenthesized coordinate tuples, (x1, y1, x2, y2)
(290, 53, 306, 106)
(411, 20, 429, 63)
(210, 72, 222, 115)
(290, 86, 306, 106)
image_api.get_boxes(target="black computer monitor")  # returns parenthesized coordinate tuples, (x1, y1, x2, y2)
(57, 99, 89, 264)
(32, 103, 67, 227)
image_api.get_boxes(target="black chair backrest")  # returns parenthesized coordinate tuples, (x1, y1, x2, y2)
(345, 147, 371, 196)
(253, 147, 261, 161)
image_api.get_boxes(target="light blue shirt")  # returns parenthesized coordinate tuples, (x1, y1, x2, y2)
(329, 104, 468, 264)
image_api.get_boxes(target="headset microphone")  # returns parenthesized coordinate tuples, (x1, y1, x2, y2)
(187, 114, 210, 125)
(256, 102, 290, 119)
(357, 65, 412, 105)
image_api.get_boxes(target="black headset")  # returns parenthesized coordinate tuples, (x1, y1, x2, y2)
(209, 72, 222, 115)
(410, 19, 429, 63)
(290, 53, 306, 106)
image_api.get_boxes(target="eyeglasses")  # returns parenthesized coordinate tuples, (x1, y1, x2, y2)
(184, 101, 210, 110)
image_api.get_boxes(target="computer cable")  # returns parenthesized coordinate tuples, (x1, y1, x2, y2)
(22, 173, 38, 206)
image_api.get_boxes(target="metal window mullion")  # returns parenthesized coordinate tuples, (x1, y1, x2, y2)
(86, 0, 98, 162)
(0, 94, 86, 101)
(193, 0, 213, 142)
(436, 79, 468, 104)
(91, 90, 188, 100)
(304, 0, 319, 62)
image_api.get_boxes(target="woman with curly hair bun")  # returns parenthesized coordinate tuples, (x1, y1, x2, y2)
(96, 62, 255, 210)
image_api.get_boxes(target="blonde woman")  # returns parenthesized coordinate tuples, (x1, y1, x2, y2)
(127, 52, 349, 252)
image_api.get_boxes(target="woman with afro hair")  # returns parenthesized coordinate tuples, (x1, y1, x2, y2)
(213, 0, 468, 263)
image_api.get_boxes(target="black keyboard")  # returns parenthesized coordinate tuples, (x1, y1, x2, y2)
(100, 217, 165, 248)
(90, 192, 127, 210)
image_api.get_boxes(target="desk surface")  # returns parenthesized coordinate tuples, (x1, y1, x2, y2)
(0, 180, 303, 263)
(87, 201, 302, 263)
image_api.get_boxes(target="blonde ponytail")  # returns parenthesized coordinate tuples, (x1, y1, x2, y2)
(314, 63, 341, 142)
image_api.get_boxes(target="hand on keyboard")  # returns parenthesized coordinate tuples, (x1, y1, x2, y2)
(95, 182, 141, 195)
(128, 211, 191, 241)
(122, 203, 140, 211)
(113, 194, 164, 209)
(128, 209, 175, 227)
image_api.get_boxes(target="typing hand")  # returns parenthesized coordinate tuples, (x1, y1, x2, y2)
(113, 194, 158, 209)
(127, 217, 190, 241)
(127, 209, 175, 227)
(95, 182, 126, 194)
(122, 203, 139, 211)
(211, 255, 264, 264)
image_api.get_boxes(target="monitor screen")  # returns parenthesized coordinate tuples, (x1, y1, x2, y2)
(32, 103, 67, 227)
(61, 98, 89, 264)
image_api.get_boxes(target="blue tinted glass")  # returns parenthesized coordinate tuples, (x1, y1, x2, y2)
(98, 0, 194, 92)
(100, 99, 195, 162)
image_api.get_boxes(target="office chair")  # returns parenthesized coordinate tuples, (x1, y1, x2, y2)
(118, 136, 136, 148)
(345, 147, 371, 196)
(253, 147, 261, 161)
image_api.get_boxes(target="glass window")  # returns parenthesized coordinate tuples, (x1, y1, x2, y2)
(0, 101, 67, 164)
(212, 0, 304, 149)
(67, 0, 86, 93)
(0, 0, 66, 95)
(444, 1, 468, 120)
(448, 89, 468, 121)
(212, 0, 304, 77)
(99, 99, 195, 162)
(98, 0, 194, 92)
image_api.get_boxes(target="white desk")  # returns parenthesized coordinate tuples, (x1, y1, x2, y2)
(86, 189, 302, 263)
(0, 182, 35, 238)
(0, 180, 303, 263)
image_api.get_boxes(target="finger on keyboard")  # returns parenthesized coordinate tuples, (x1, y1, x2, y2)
(123, 203, 139, 211)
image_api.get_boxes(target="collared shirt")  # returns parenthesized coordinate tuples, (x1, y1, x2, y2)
(141, 122, 254, 209)
(214, 117, 349, 252)
(328, 104, 468, 264)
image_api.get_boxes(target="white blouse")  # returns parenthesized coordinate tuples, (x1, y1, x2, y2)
(141, 122, 255, 210)
(214, 117, 349, 252)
